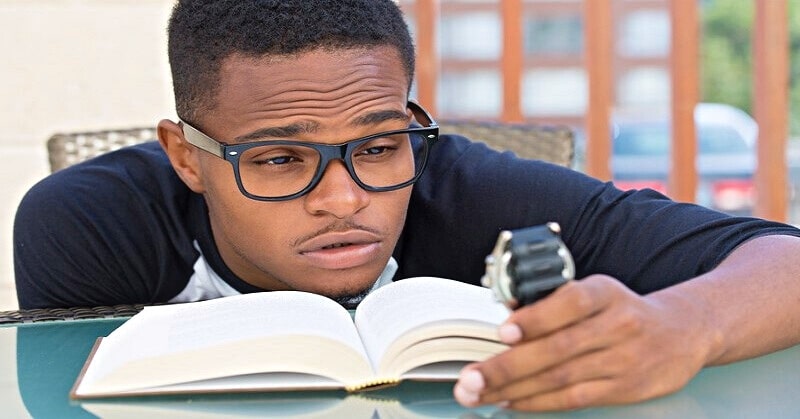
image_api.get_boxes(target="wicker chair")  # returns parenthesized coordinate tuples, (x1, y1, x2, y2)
(438, 120, 574, 167)
(0, 304, 148, 324)
(46, 127, 158, 172)
(45, 122, 573, 172)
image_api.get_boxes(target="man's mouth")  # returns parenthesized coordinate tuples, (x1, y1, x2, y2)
(298, 230, 383, 270)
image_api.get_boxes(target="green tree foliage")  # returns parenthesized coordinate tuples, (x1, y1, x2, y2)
(791, 1, 800, 136)
(701, 0, 800, 136)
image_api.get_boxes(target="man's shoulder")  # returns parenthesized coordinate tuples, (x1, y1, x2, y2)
(25, 141, 188, 205)
(415, 133, 586, 200)
(55, 140, 174, 182)
(425, 132, 573, 172)
(14, 141, 202, 308)
(16, 140, 199, 247)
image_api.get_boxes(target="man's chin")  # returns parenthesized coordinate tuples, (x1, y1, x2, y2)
(302, 281, 375, 309)
(299, 267, 384, 308)
(331, 288, 372, 309)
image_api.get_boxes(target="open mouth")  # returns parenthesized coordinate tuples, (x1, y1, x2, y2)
(297, 230, 383, 269)
(301, 241, 380, 270)
(322, 243, 352, 250)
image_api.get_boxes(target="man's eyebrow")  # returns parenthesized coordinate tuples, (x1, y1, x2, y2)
(352, 109, 411, 126)
(234, 121, 320, 142)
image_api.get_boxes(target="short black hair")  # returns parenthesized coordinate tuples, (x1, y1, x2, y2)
(167, 0, 416, 122)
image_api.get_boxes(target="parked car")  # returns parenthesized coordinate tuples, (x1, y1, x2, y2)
(611, 103, 758, 214)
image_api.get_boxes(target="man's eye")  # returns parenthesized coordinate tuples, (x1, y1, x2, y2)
(358, 146, 391, 156)
(250, 156, 302, 166)
(257, 155, 297, 165)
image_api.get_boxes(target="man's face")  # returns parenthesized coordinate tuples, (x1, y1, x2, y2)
(189, 47, 413, 300)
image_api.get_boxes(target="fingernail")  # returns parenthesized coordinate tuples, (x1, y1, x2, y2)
(457, 369, 485, 392)
(498, 323, 522, 344)
(453, 382, 480, 406)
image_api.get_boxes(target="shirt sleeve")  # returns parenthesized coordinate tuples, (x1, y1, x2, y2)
(397, 134, 800, 294)
(13, 143, 197, 309)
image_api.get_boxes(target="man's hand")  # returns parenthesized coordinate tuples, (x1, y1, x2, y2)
(453, 274, 719, 411)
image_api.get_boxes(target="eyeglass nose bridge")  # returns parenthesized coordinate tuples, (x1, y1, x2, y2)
(303, 142, 368, 195)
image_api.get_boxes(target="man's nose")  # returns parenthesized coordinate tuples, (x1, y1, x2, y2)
(303, 160, 370, 218)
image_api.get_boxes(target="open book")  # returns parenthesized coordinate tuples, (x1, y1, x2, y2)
(71, 277, 510, 399)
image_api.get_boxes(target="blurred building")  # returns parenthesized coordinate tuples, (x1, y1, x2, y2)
(399, 0, 672, 129)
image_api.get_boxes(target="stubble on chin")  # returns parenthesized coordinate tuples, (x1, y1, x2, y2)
(331, 287, 372, 309)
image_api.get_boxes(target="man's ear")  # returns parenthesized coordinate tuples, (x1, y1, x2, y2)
(157, 119, 206, 194)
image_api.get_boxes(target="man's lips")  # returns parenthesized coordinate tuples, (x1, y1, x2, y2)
(298, 230, 382, 270)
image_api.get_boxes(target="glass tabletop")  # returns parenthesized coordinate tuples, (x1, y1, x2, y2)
(2, 318, 799, 418)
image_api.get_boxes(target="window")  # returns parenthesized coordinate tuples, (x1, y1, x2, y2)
(617, 67, 670, 108)
(618, 9, 670, 57)
(438, 70, 502, 117)
(439, 12, 501, 59)
(522, 68, 587, 116)
(524, 14, 583, 56)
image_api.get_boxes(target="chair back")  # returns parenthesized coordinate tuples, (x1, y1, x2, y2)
(438, 121, 574, 167)
(46, 127, 157, 172)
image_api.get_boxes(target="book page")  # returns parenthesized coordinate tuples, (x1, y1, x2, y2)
(353, 277, 510, 371)
(382, 337, 509, 377)
(79, 292, 369, 393)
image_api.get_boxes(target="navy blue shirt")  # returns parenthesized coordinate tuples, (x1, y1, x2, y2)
(14, 136, 800, 309)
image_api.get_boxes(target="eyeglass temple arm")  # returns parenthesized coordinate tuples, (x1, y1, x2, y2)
(178, 120, 226, 158)
(407, 100, 438, 128)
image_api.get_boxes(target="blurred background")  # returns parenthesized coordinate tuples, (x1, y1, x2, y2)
(0, 0, 798, 310)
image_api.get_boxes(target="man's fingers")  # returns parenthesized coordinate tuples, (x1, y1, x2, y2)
(479, 349, 623, 404)
(478, 294, 643, 390)
(454, 275, 713, 412)
(505, 275, 621, 342)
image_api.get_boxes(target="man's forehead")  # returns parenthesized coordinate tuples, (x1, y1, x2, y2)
(210, 48, 406, 109)
(213, 49, 402, 102)
(218, 46, 406, 83)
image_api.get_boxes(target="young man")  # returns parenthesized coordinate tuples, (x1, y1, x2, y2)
(13, 0, 800, 412)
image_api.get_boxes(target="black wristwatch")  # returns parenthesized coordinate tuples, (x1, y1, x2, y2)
(481, 222, 575, 308)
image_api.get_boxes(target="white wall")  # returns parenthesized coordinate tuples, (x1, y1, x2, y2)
(0, 0, 177, 309)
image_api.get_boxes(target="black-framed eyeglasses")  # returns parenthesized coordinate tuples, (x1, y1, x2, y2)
(179, 101, 439, 201)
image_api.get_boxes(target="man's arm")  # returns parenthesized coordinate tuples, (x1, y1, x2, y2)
(657, 234, 800, 362)
(453, 234, 800, 411)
